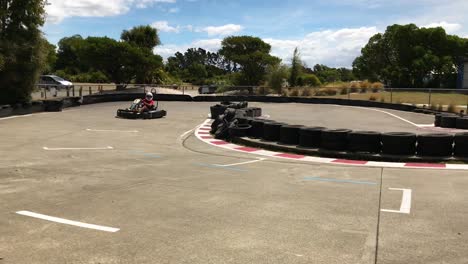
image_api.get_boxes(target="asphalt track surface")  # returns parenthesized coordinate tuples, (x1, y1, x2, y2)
(1, 102, 467, 264)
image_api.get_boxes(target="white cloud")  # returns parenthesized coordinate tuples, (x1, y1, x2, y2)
(168, 7, 180, 13)
(154, 38, 222, 58)
(266, 27, 379, 68)
(151, 21, 180, 33)
(198, 24, 243, 36)
(45, 0, 176, 23)
(154, 27, 378, 68)
(422, 21, 462, 34)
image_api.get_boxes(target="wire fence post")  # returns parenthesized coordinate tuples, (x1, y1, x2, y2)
(89, 86, 92, 95)
(347, 86, 350, 100)
(390, 87, 393, 103)
(428, 88, 432, 106)
(66, 88, 70, 97)
(183, 86, 185, 95)
(72, 86, 75, 97)
(79, 87, 82, 97)
(44, 87, 47, 99)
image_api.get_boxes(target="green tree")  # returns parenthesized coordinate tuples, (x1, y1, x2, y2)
(121, 25, 161, 51)
(353, 24, 468, 88)
(42, 39, 57, 74)
(219, 36, 280, 85)
(266, 64, 289, 93)
(289, 47, 302, 86)
(0, 0, 46, 104)
(54, 34, 163, 84)
(301, 73, 322, 87)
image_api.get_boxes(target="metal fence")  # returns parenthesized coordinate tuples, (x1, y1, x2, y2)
(32, 83, 198, 100)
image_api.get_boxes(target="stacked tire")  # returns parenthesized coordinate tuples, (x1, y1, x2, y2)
(320, 129, 351, 151)
(454, 133, 468, 157)
(263, 122, 286, 141)
(348, 131, 381, 153)
(229, 124, 252, 137)
(298, 127, 325, 148)
(279, 125, 303, 145)
(210, 104, 226, 120)
(440, 115, 457, 128)
(381, 132, 416, 156)
(456, 117, 468, 129)
(249, 119, 272, 138)
(416, 133, 453, 157)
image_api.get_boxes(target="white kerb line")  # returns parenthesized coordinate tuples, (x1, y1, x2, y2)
(381, 188, 412, 214)
(341, 106, 432, 128)
(43, 146, 113, 150)
(215, 158, 267, 167)
(16, 211, 120, 233)
(86, 128, 138, 133)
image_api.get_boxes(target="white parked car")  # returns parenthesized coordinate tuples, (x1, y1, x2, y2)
(38, 75, 73, 90)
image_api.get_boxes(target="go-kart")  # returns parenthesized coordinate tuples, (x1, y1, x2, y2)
(116, 99, 167, 119)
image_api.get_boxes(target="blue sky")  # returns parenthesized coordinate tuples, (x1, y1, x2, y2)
(43, 0, 468, 68)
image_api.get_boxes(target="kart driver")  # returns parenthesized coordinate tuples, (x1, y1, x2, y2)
(139, 92, 155, 113)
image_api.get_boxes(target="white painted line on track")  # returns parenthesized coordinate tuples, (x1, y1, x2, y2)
(381, 188, 412, 214)
(0, 114, 32, 120)
(341, 106, 432, 128)
(180, 128, 195, 139)
(43, 146, 113, 151)
(86, 128, 138, 133)
(16, 211, 120, 233)
(215, 158, 267, 167)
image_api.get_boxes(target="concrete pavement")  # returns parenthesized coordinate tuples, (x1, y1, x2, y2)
(0, 101, 467, 263)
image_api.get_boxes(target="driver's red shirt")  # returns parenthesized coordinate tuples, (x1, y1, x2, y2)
(142, 98, 155, 108)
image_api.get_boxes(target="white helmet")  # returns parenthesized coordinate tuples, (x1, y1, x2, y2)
(146, 92, 153, 99)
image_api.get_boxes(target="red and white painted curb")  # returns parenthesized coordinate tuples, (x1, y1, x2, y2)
(195, 119, 468, 171)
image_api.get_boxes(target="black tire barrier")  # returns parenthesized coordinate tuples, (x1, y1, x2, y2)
(348, 131, 382, 153)
(455, 117, 468, 129)
(210, 105, 226, 120)
(298, 127, 326, 148)
(235, 116, 250, 125)
(253, 107, 262, 117)
(211, 114, 225, 133)
(279, 125, 304, 145)
(224, 108, 236, 122)
(381, 132, 417, 156)
(249, 119, 272, 138)
(263, 122, 286, 141)
(229, 124, 252, 137)
(44, 100, 64, 112)
(416, 133, 454, 157)
(320, 129, 352, 151)
(440, 115, 457, 128)
(214, 120, 229, 139)
(434, 114, 444, 127)
(454, 133, 468, 157)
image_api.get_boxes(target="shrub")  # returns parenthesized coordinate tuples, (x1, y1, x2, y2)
(315, 88, 337, 96)
(369, 95, 377, 101)
(371, 82, 384, 92)
(281, 89, 288, 97)
(301, 73, 322, 87)
(289, 88, 300, 97)
(256, 86, 271, 95)
(437, 104, 443, 112)
(447, 103, 456, 113)
(340, 87, 348, 95)
(301, 88, 311, 96)
(360, 87, 368, 93)
(380, 97, 386, 103)
(266, 64, 289, 93)
(360, 80, 371, 89)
